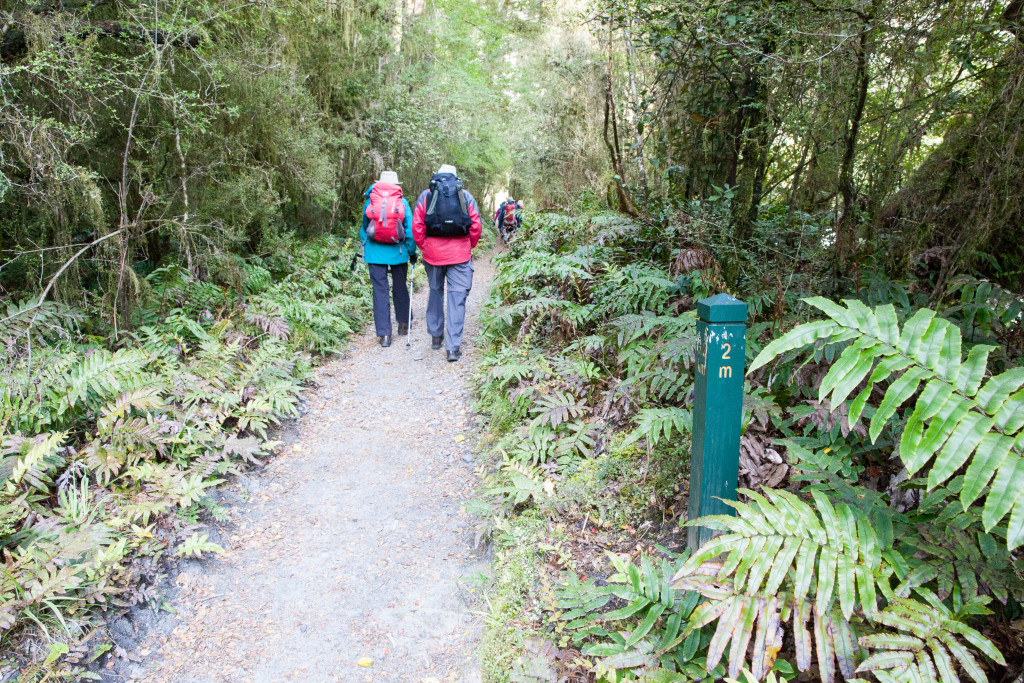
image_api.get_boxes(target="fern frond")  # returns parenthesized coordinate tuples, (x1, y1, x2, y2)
(557, 553, 702, 674)
(555, 420, 597, 460)
(64, 348, 152, 414)
(856, 592, 1004, 683)
(487, 459, 552, 504)
(785, 438, 864, 481)
(529, 391, 587, 433)
(97, 385, 166, 433)
(750, 298, 1024, 548)
(608, 312, 693, 348)
(509, 429, 558, 466)
(673, 488, 889, 682)
(6, 432, 66, 490)
(894, 517, 1023, 604)
(245, 310, 291, 340)
(624, 407, 693, 447)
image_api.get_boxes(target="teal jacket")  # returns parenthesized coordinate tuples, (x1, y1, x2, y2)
(359, 185, 417, 266)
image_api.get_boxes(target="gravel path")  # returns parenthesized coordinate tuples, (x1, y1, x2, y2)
(114, 254, 495, 682)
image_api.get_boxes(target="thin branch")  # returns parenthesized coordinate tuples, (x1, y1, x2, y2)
(0, 230, 122, 327)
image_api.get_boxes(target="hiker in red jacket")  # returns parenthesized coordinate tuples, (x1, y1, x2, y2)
(411, 164, 482, 362)
(494, 196, 521, 244)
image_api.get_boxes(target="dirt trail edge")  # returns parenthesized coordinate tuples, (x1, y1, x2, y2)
(118, 255, 495, 682)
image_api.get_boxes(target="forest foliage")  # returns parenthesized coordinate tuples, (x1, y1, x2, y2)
(2, 0, 1024, 679)
(475, 207, 1022, 683)
(0, 0, 533, 676)
(507, 0, 1024, 292)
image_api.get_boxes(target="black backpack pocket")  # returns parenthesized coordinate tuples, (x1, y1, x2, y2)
(424, 173, 472, 237)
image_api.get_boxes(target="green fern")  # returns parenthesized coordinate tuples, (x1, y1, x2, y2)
(857, 591, 1003, 683)
(594, 263, 677, 317)
(673, 488, 1006, 682)
(62, 349, 152, 416)
(0, 299, 81, 354)
(508, 430, 559, 467)
(557, 552, 706, 677)
(897, 491, 1023, 603)
(624, 408, 693, 447)
(487, 459, 552, 505)
(96, 385, 166, 433)
(529, 391, 588, 434)
(175, 532, 224, 559)
(784, 438, 863, 481)
(751, 298, 1024, 548)
(4, 432, 66, 491)
(941, 276, 1023, 344)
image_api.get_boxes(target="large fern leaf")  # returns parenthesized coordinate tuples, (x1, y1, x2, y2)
(63, 348, 152, 414)
(674, 489, 1005, 682)
(673, 488, 883, 681)
(624, 407, 693, 447)
(750, 298, 1024, 548)
(857, 591, 1004, 683)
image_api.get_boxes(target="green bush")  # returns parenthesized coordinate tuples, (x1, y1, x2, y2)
(473, 210, 1023, 683)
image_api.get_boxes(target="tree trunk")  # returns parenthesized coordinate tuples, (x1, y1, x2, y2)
(623, 17, 648, 194)
(604, 33, 637, 216)
(731, 38, 776, 243)
(836, 17, 873, 269)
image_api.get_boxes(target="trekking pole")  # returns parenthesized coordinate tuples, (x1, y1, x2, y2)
(406, 261, 414, 348)
(349, 242, 364, 273)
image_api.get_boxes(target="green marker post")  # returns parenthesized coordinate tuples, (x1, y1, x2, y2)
(688, 293, 747, 551)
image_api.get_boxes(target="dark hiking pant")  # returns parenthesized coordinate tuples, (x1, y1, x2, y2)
(424, 259, 473, 352)
(367, 263, 410, 337)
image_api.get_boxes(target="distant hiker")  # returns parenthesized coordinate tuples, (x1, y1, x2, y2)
(411, 164, 482, 362)
(361, 170, 417, 348)
(495, 196, 521, 244)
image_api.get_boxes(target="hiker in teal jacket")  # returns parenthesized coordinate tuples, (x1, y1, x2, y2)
(359, 170, 418, 347)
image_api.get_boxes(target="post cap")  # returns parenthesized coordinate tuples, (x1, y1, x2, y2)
(697, 293, 747, 323)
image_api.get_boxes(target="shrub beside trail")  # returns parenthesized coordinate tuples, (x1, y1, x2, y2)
(472, 211, 1023, 683)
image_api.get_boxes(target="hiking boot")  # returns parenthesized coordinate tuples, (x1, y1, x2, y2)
(446, 347, 461, 362)
(431, 336, 443, 350)
(397, 323, 409, 336)
(380, 335, 392, 348)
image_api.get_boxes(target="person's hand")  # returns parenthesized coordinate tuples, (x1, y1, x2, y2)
(409, 252, 418, 265)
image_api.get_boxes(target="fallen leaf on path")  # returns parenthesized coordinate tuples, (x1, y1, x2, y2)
(453, 435, 465, 443)
(357, 657, 373, 667)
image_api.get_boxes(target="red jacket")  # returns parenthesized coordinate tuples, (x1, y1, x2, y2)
(411, 188, 482, 266)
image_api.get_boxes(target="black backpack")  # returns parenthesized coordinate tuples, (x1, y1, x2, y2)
(424, 173, 472, 237)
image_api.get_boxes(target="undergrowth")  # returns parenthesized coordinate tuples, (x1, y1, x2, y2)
(473, 210, 1024, 683)
(0, 236, 368, 679)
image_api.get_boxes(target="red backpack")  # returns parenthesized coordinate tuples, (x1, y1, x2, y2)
(365, 183, 406, 243)
(502, 203, 517, 227)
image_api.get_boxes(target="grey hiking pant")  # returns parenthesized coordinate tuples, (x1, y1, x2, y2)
(424, 259, 473, 351)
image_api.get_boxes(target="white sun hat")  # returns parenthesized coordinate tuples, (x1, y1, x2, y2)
(377, 170, 401, 184)
(437, 164, 458, 176)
